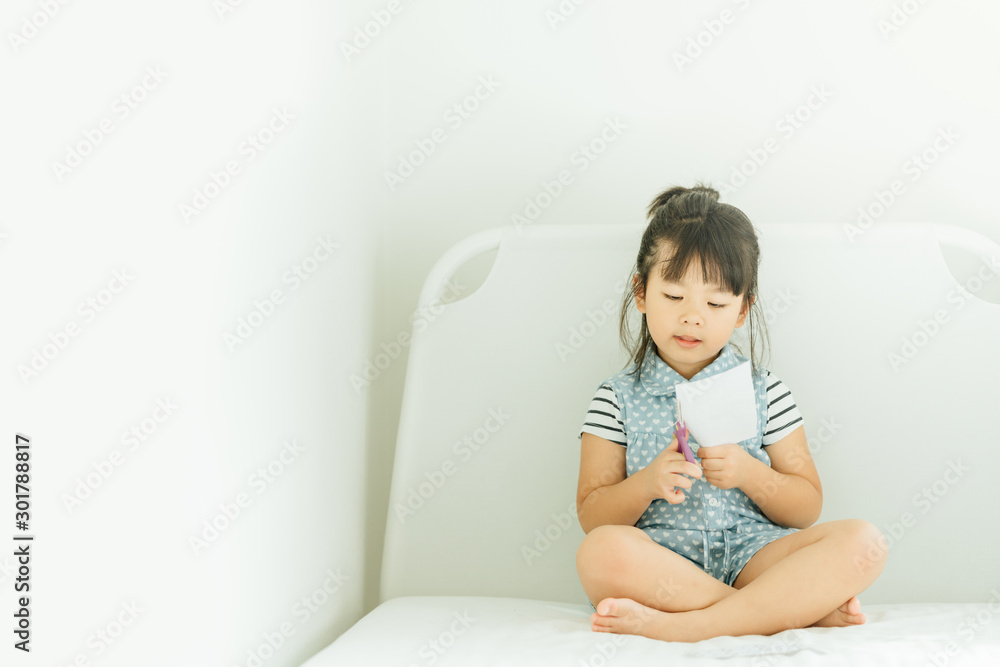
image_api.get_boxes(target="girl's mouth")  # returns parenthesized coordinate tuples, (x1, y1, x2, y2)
(674, 336, 701, 348)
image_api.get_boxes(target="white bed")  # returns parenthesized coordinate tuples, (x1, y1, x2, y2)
(310, 596, 1000, 666)
(302, 222, 1000, 665)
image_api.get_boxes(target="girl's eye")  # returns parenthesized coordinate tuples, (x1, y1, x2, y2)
(664, 294, 727, 308)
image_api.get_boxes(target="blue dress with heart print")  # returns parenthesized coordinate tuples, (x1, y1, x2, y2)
(580, 341, 800, 586)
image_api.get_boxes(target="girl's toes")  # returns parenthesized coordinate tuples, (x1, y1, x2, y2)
(842, 596, 861, 615)
(841, 597, 865, 624)
(596, 598, 620, 617)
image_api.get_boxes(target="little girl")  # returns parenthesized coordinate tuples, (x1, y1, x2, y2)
(575, 183, 886, 642)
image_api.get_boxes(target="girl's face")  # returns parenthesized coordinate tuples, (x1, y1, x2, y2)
(633, 255, 752, 381)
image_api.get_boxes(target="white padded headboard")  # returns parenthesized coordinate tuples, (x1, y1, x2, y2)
(381, 222, 1000, 605)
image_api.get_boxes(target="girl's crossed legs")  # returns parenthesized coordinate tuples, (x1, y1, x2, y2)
(576, 519, 887, 642)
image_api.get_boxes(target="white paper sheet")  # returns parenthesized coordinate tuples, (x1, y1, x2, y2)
(674, 360, 758, 447)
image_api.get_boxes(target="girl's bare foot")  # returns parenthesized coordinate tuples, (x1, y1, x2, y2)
(590, 597, 706, 642)
(811, 596, 866, 628)
(590, 595, 866, 641)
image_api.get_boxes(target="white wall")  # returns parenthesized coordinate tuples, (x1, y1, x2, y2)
(369, 0, 1000, 613)
(2, 1, 375, 665)
(2, 1, 999, 665)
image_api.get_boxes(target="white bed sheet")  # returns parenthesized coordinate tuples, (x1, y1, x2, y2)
(302, 595, 1000, 666)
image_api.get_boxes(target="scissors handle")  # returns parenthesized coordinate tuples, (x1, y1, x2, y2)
(675, 421, 698, 465)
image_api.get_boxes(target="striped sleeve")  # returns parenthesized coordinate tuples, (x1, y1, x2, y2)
(578, 383, 626, 446)
(762, 371, 804, 445)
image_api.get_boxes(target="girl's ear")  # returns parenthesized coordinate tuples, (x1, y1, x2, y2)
(632, 274, 646, 313)
(736, 295, 754, 325)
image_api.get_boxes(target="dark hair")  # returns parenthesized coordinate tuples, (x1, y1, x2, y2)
(618, 182, 770, 383)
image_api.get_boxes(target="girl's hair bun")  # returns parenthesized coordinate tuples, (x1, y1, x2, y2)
(646, 181, 720, 223)
(690, 183, 720, 200)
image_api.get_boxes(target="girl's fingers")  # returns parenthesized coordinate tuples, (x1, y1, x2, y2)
(698, 456, 718, 470)
(668, 460, 702, 478)
(664, 488, 685, 503)
(656, 449, 686, 465)
(669, 474, 693, 490)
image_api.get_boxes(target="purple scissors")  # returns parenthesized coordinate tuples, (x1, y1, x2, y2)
(674, 401, 699, 465)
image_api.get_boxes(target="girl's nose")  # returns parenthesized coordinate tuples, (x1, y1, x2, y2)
(681, 310, 704, 325)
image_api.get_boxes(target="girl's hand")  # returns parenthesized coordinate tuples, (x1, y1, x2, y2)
(697, 444, 753, 490)
(641, 434, 703, 504)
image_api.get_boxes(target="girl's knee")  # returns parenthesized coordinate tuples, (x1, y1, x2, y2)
(576, 524, 645, 577)
(837, 519, 888, 575)
(840, 519, 885, 549)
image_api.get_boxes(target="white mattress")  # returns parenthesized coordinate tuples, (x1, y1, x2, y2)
(302, 595, 1000, 666)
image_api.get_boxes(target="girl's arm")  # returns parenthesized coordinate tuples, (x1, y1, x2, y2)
(576, 433, 649, 533)
(576, 432, 701, 533)
(738, 424, 823, 529)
